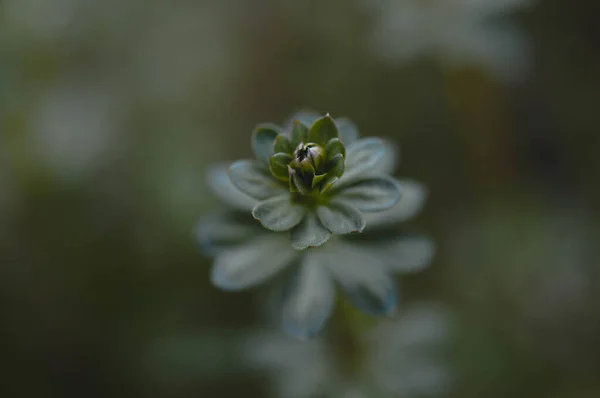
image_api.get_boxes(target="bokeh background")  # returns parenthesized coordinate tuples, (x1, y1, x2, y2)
(1, 0, 600, 397)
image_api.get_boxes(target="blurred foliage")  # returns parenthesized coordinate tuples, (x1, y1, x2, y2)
(1, 0, 600, 397)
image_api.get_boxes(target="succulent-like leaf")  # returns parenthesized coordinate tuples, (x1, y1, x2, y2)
(320, 176, 339, 193)
(336, 117, 360, 145)
(290, 212, 331, 250)
(323, 244, 398, 315)
(229, 160, 286, 200)
(312, 173, 326, 188)
(269, 153, 293, 181)
(282, 254, 335, 338)
(252, 195, 307, 232)
(284, 110, 320, 132)
(211, 234, 296, 291)
(377, 235, 436, 273)
(326, 153, 346, 179)
(274, 135, 293, 154)
(342, 137, 387, 182)
(252, 124, 281, 164)
(292, 172, 313, 195)
(307, 114, 339, 146)
(325, 137, 345, 160)
(363, 180, 427, 227)
(316, 200, 366, 235)
(196, 212, 259, 256)
(334, 176, 401, 212)
(207, 164, 257, 211)
(291, 121, 309, 147)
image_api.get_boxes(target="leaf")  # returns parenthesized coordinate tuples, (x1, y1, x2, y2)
(311, 173, 326, 188)
(284, 110, 320, 132)
(319, 154, 345, 192)
(307, 114, 339, 146)
(316, 200, 365, 235)
(228, 160, 286, 200)
(196, 212, 259, 256)
(290, 212, 331, 250)
(335, 117, 359, 145)
(341, 137, 387, 182)
(292, 172, 313, 196)
(321, 177, 339, 193)
(291, 121, 309, 146)
(378, 235, 436, 273)
(326, 153, 345, 178)
(334, 176, 401, 212)
(269, 153, 293, 181)
(206, 164, 257, 211)
(274, 135, 293, 154)
(252, 123, 281, 164)
(211, 234, 297, 291)
(282, 254, 335, 338)
(252, 195, 307, 232)
(325, 138, 345, 160)
(321, 244, 398, 315)
(363, 180, 427, 227)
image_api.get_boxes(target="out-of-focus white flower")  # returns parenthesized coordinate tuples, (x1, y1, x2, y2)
(363, 0, 534, 79)
(243, 304, 453, 398)
(28, 81, 124, 180)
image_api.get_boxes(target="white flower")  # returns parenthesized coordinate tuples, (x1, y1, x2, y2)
(363, 0, 534, 79)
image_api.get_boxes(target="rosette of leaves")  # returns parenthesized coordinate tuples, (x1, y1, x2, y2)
(198, 122, 435, 337)
(228, 112, 401, 250)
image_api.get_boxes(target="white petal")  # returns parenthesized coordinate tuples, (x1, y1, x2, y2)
(211, 234, 296, 291)
(282, 253, 335, 338)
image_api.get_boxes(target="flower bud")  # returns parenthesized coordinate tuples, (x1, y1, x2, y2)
(294, 143, 324, 173)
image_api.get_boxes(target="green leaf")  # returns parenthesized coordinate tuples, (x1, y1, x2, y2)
(229, 160, 286, 200)
(292, 172, 314, 195)
(312, 173, 326, 188)
(269, 153, 292, 181)
(321, 177, 339, 193)
(307, 114, 339, 146)
(288, 166, 299, 192)
(274, 135, 293, 154)
(284, 110, 320, 131)
(334, 176, 401, 212)
(316, 200, 365, 235)
(325, 138, 345, 160)
(335, 117, 359, 145)
(290, 212, 331, 251)
(326, 153, 345, 179)
(252, 123, 281, 164)
(291, 121, 309, 146)
(252, 195, 307, 232)
(320, 153, 345, 192)
(342, 138, 387, 182)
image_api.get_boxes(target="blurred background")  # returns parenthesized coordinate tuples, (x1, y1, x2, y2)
(1, 0, 600, 397)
